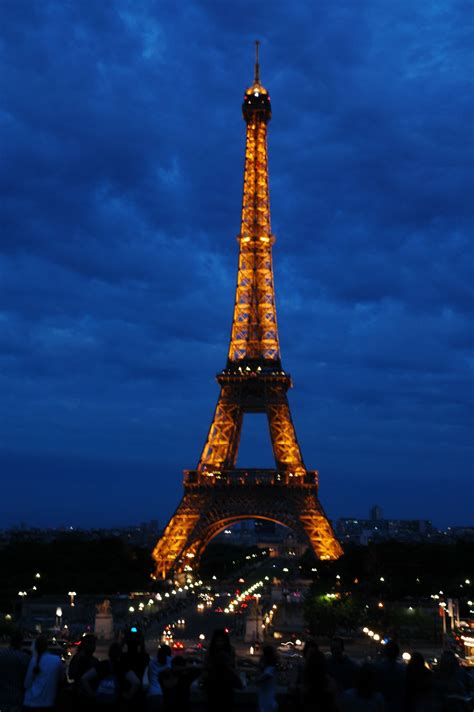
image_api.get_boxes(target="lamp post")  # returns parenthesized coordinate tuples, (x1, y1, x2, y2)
(56, 607, 62, 628)
(255, 594, 261, 643)
(68, 591, 77, 607)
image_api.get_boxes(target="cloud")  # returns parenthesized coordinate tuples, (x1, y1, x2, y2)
(0, 0, 472, 527)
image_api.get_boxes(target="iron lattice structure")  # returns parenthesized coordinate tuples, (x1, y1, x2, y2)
(152, 47, 342, 580)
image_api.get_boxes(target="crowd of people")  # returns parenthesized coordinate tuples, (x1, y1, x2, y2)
(0, 628, 472, 712)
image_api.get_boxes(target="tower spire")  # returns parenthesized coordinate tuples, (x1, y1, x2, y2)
(254, 39, 260, 84)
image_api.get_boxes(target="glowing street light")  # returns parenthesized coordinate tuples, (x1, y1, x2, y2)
(68, 591, 77, 607)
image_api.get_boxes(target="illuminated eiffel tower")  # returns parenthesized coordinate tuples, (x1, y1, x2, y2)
(152, 44, 342, 579)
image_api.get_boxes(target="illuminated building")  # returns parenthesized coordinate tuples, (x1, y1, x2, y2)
(152, 43, 342, 579)
(337, 506, 434, 544)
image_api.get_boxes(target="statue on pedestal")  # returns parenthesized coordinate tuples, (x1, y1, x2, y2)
(94, 599, 113, 640)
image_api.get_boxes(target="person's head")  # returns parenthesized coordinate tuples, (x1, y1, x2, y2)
(209, 629, 231, 656)
(330, 637, 345, 659)
(33, 635, 48, 676)
(407, 652, 425, 675)
(304, 649, 328, 682)
(9, 630, 23, 650)
(80, 634, 97, 655)
(383, 640, 400, 662)
(108, 643, 122, 664)
(302, 638, 319, 659)
(438, 650, 458, 678)
(124, 629, 143, 653)
(35, 635, 48, 656)
(157, 644, 172, 665)
(261, 645, 278, 668)
(171, 655, 186, 670)
(355, 663, 377, 699)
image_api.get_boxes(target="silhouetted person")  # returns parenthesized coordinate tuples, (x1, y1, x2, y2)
(201, 629, 241, 712)
(375, 641, 406, 712)
(342, 663, 385, 711)
(23, 634, 64, 711)
(292, 638, 320, 703)
(327, 637, 358, 695)
(69, 633, 98, 709)
(121, 629, 150, 710)
(0, 630, 29, 712)
(257, 645, 279, 712)
(301, 648, 339, 712)
(433, 650, 469, 706)
(122, 629, 150, 680)
(82, 642, 140, 710)
(146, 644, 172, 711)
(159, 656, 201, 712)
(404, 652, 433, 712)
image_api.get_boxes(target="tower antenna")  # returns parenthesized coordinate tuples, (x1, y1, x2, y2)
(254, 39, 260, 84)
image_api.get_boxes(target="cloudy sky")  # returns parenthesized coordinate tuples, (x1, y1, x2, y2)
(1, 0, 472, 530)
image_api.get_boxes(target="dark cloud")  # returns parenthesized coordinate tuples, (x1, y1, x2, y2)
(0, 0, 472, 528)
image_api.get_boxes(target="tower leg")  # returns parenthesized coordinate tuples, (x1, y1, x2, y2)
(198, 392, 243, 469)
(151, 494, 203, 579)
(267, 400, 305, 473)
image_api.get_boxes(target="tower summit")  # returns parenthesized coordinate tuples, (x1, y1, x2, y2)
(152, 47, 342, 579)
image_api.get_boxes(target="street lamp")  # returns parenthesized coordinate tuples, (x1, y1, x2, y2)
(68, 591, 77, 607)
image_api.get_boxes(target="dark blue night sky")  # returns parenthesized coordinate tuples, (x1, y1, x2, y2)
(1, 1, 473, 529)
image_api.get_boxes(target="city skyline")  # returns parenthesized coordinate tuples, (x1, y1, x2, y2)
(1, 2, 472, 529)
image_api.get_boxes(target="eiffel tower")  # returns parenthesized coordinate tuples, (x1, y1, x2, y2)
(152, 44, 342, 580)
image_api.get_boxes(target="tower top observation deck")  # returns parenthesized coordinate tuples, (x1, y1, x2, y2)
(243, 40, 271, 122)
